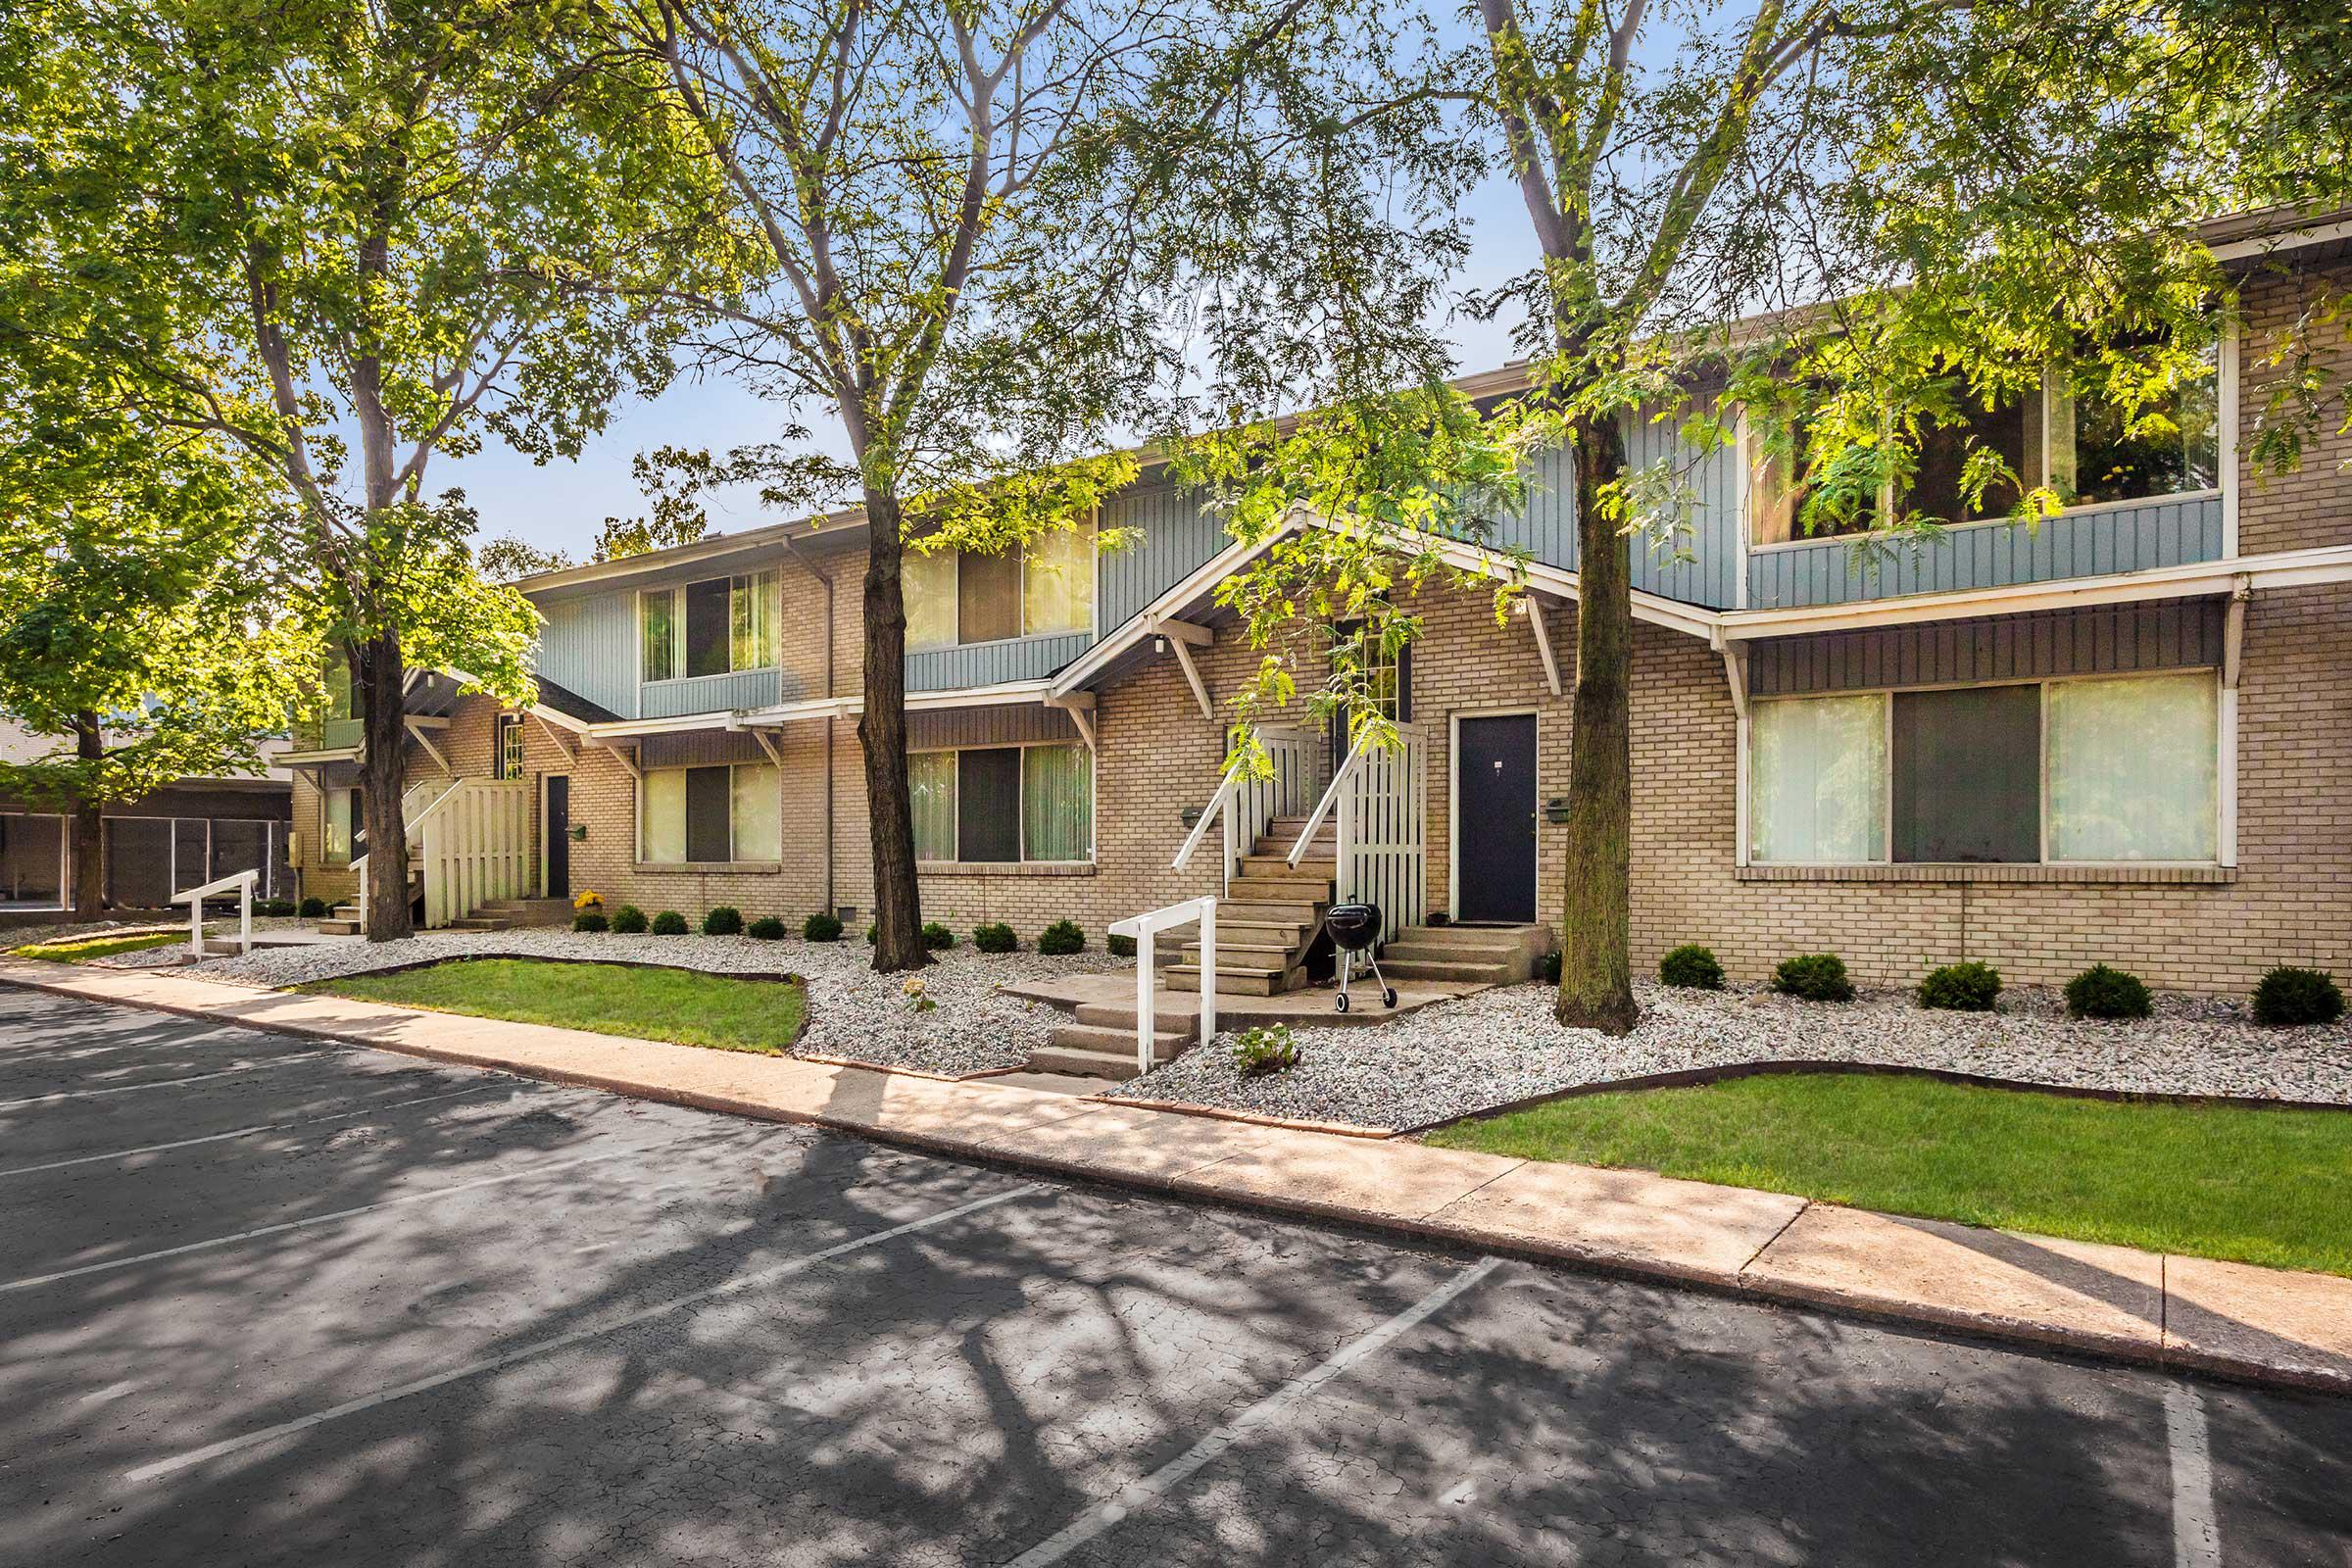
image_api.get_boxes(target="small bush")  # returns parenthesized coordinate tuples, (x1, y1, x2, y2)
(1038, 919, 1086, 956)
(1919, 960, 2001, 1012)
(864, 923, 877, 944)
(298, 896, 329, 918)
(747, 916, 787, 941)
(571, 911, 610, 933)
(651, 909, 688, 936)
(803, 912, 844, 942)
(610, 905, 649, 935)
(2063, 964, 2151, 1020)
(1772, 953, 1855, 1003)
(1108, 933, 1136, 958)
(973, 921, 1017, 954)
(1230, 1023, 1300, 1078)
(254, 899, 297, 917)
(2252, 966, 2346, 1028)
(702, 906, 744, 937)
(1539, 950, 1562, 985)
(1658, 944, 1724, 990)
(920, 920, 956, 951)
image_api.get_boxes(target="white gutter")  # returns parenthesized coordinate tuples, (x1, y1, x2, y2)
(730, 677, 1063, 727)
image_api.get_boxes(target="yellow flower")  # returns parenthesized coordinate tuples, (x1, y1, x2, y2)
(572, 889, 604, 911)
(902, 976, 926, 997)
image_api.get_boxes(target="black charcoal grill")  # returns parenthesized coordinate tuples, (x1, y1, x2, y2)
(1323, 903, 1396, 1012)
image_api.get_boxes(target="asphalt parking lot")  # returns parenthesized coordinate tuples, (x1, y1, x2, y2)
(2, 984, 2347, 1567)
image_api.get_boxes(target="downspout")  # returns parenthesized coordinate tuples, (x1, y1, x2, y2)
(783, 534, 838, 913)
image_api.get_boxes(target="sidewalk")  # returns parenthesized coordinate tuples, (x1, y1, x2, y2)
(6, 956, 2348, 1396)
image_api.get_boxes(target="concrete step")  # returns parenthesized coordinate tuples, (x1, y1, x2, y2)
(445, 917, 512, 933)
(1238, 854, 1336, 878)
(1027, 1044, 1149, 1082)
(1179, 941, 1298, 967)
(1167, 962, 1303, 997)
(317, 918, 363, 936)
(1383, 939, 1527, 965)
(1378, 957, 1514, 984)
(475, 899, 573, 926)
(1211, 919, 1314, 946)
(1035, 1023, 1191, 1080)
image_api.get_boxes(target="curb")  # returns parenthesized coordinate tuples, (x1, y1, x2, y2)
(4, 965, 2345, 1399)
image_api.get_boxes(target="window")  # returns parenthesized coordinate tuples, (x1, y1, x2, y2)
(323, 787, 359, 864)
(900, 520, 1096, 650)
(641, 572, 776, 682)
(2047, 674, 2218, 861)
(495, 715, 525, 780)
(1749, 672, 2221, 865)
(640, 762, 780, 864)
(1903, 387, 2029, 524)
(957, 552, 1022, 644)
(2047, 349, 2220, 506)
(1748, 415, 1878, 547)
(323, 660, 355, 722)
(908, 743, 1092, 863)
(0, 812, 67, 907)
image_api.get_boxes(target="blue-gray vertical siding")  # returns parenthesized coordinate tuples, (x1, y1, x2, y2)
(537, 591, 639, 719)
(907, 632, 1092, 691)
(1745, 493, 2225, 610)
(907, 704, 1080, 748)
(1098, 481, 1231, 633)
(640, 668, 787, 718)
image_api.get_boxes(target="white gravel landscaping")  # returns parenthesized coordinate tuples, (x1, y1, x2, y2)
(1104, 979, 2352, 1132)
(181, 927, 1122, 1077)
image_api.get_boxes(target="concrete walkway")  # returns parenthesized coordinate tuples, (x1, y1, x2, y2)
(4, 956, 2347, 1396)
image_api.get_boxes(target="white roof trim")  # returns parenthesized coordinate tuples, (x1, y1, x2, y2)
(734, 677, 1062, 727)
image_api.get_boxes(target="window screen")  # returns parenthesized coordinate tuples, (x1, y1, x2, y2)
(684, 764, 733, 861)
(107, 818, 172, 907)
(641, 591, 676, 683)
(730, 763, 781, 862)
(1892, 686, 2040, 862)
(905, 550, 957, 651)
(685, 579, 732, 678)
(910, 752, 956, 860)
(642, 769, 686, 863)
(957, 552, 1021, 644)
(956, 748, 1022, 862)
(0, 814, 65, 906)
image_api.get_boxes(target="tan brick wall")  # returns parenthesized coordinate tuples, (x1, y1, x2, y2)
(2235, 262, 2352, 556)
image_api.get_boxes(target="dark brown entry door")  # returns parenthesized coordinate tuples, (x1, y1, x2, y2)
(544, 776, 570, 899)
(1457, 714, 1537, 923)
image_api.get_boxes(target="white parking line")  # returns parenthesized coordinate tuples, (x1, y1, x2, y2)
(0, 1136, 692, 1295)
(125, 1183, 1041, 1483)
(0, 1054, 319, 1110)
(2166, 1382, 2221, 1568)
(1004, 1255, 1503, 1568)
(0, 1084, 504, 1178)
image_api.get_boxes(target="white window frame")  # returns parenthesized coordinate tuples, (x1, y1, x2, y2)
(904, 513, 1102, 655)
(635, 570, 779, 685)
(1745, 667, 2228, 869)
(496, 714, 526, 780)
(908, 738, 1097, 865)
(635, 760, 781, 865)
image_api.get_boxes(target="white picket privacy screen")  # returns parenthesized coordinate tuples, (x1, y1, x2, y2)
(416, 778, 531, 929)
(1308, 723, 1427, 945)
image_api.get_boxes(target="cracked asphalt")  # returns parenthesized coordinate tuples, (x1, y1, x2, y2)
(2, 985, 2347, 1567)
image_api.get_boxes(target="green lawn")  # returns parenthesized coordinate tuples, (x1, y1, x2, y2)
(1427, 1070, 2352, 1277)
(12, 931, 185, 963)
(301, 958, 808, 1055)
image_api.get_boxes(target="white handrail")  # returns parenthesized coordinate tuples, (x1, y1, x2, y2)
(1107, 895, 1216, 1076)
(1288, 730, 1374, 866)
(173, 868, 258, 957)
(1170, 760, 1247, 872)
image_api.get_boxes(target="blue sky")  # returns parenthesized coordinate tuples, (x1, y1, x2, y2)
(438, 174, 1545, 560)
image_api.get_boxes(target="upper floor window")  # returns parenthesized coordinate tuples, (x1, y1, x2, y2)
(322, 660, 355, 722)
(1748, 327, 2220, 545)
(905, 521, 1096, 653)
(640, 571, 776, 682)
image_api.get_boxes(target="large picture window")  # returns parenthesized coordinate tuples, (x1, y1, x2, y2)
(640, 762, 781, 864)
(640, 572, 776, 682)
(901, 521, 1096, 651)
(908, 742, 1092, 864)
(1750, 671, 2221, 865)
(0, 812, 67, 908)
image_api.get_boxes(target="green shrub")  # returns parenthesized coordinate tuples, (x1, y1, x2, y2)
(571, 911, 610, 933)
(920, 920, 956, 951)
(1038, 919, 1086, 956)
(701, 906, 744, 937)
(610, 905, 649, 935)
(803, 912, 843, 942)
(1919, 960, 2001, 1011)
(1230, 1023, 1300, 1078)
(2252, 966, 2346, 1027)
(254, 898, 298, 917)
(747, 916, 787, 940)
(1658, 944, 1724, 990)
(1773, 953, 1854, 1003)
(973, 921, 1017, 954)
(1107, 933, 1136, 958)
(864, 923, 877, 944)
(2064, 963, 2151, 1020)
(651, 909, 688, 936)
(1539, 950, 1561, 985)
(298, 896, 329, 918)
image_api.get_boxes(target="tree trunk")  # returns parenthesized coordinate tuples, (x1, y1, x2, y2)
(1555, 412, 1640, 1035)
(354, 632, 414, 942)
(70, 711, 104, 917)
(858, 489, 929, 973)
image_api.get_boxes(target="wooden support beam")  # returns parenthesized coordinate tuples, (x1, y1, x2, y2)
(1526, 599, 1561, 696)
(1044, 692, 1099, 750)
(1167, 635, 1213, 720)
(530, 710, 580, 760)
(749, 728, 785, 767)
(405, 720, 451, 776)
(1143, 614, 1213, 648)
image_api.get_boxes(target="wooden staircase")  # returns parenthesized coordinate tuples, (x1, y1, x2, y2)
(318, 866, 421, 936)
(1165, 814, 1335, 998)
